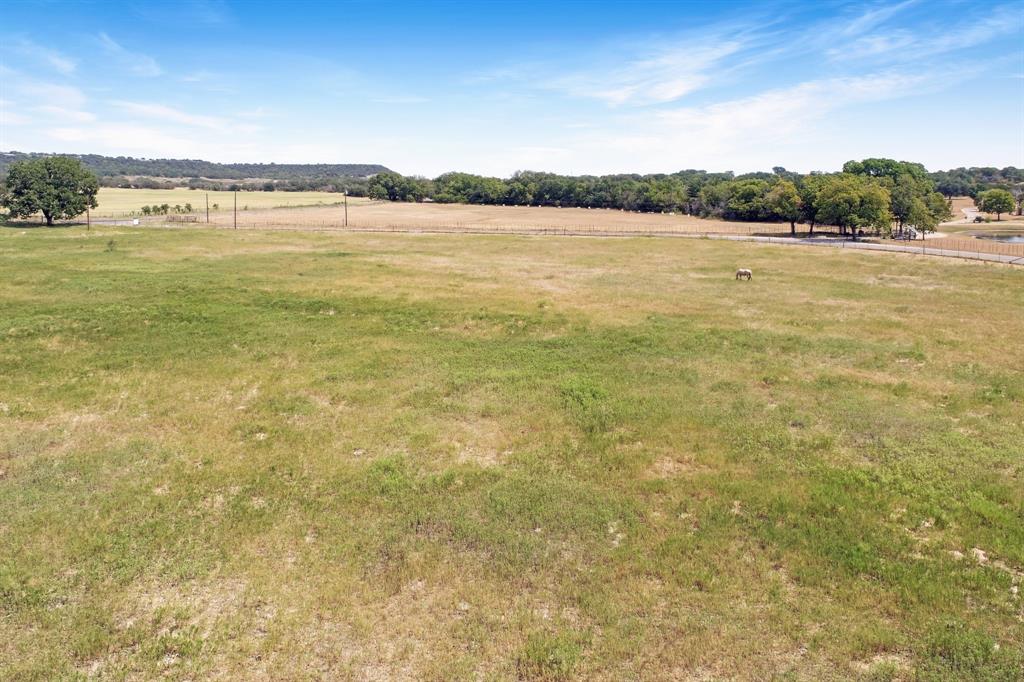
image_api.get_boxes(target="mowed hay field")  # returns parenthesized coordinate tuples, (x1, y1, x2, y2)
(93, 188, 362, 216)
(1, 227, 1023, 680)
(204, 200, 793, 235)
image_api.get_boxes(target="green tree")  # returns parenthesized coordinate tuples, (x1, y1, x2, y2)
(843, 158, 928, 183)
(847, 160, 947, 236)
(697, 182, 730, 217)
(797, 174, 828, 235)
(723, 179, 770, 220)
(977, 189, 1014, 220)
(813, 174, 891, 237)
(368, 172, 425, 202)
(766, 180, 802, 235)
(0, 156, 99, 225)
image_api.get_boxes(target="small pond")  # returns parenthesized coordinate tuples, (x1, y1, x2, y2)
(974, 234, 1024, 243)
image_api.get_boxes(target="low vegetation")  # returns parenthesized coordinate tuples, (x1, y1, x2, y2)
(2, 227, 1021, 679)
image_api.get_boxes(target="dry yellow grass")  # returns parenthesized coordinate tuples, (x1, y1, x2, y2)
(201, 201, 794, 235)
(92, 188, 368, 216)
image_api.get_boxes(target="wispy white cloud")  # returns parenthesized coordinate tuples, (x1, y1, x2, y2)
(481, 0, 1019, 116)
(35, 105, 96, 122)
(650, 71, 935, 147)
(19, 81, 88, 109)
(922, 3, 1023, 56)
(549, 40, 747, 106)
(46, 124, 203, 154)
(552, 69, 952, 174)
(11, 38, 77, 74)
(98, 33, 163, 77)
(109, 100, 264, 136)
(837, 0, 921, 38)
(37, 123, 278, 163)
(110, 101, 228, 129)
(0, 99, 31, 126)
(461, 17, 776, 108)
(824, 1, 1022, 62)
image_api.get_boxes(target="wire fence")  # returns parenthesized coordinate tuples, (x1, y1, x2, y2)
(925, 237, 1024, 259)
(10, 211, 1024, 261)
(164, 220, 1024, 262)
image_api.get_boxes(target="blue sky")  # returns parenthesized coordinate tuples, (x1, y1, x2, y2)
(1, 0, 1022, 176)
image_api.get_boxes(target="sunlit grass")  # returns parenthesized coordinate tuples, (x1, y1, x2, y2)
(1, 226, 1021, 680)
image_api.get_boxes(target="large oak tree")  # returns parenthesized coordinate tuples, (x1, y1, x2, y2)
(1, 156, 99, 226)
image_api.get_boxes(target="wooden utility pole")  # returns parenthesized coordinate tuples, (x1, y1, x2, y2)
(86, 209, 90, 230)
(344, 192, 348, 227)
(234, 191, 237, 229)
(206, 193, 209, 223)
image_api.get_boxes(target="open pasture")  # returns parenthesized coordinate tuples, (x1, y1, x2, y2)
(1, 227, 1022, 680)
(93, 188, 364, 217)
(203, 200, 796, 235)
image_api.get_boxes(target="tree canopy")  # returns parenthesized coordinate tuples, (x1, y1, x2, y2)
(976, 189, 1015, 220)
(812, 174, 891, 236)
(354, 158, 961, 238)
(765, 180, 802, 235)
(368, 172, 428, 202)
(1, 156, 99, 225)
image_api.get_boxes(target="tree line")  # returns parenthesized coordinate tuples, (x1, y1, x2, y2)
(98, 174, 372, 196)
(0, 152, 389, 182)
(369, 159, 976, 236)
(930, 167, 1024, 199)
(3, 155, 1020, 230)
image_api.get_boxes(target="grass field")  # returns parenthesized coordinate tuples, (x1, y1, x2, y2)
(202, 200, 796, 235)
(2, 226, 1022, 680)
(93, 188, 363, 216)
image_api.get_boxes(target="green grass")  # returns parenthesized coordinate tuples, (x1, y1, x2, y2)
(1, 226, 1022, 680)
(91, 188, 364, 216)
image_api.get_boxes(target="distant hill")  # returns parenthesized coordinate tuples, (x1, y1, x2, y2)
(0, 151, 391, 180)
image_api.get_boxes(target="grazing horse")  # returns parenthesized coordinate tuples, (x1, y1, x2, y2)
(735, 268, 752, 280)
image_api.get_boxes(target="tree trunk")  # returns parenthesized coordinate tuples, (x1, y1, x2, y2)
(808, 221, 815, 235)
(790, 220, 796, 236)
(43, 210, 54, 226)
